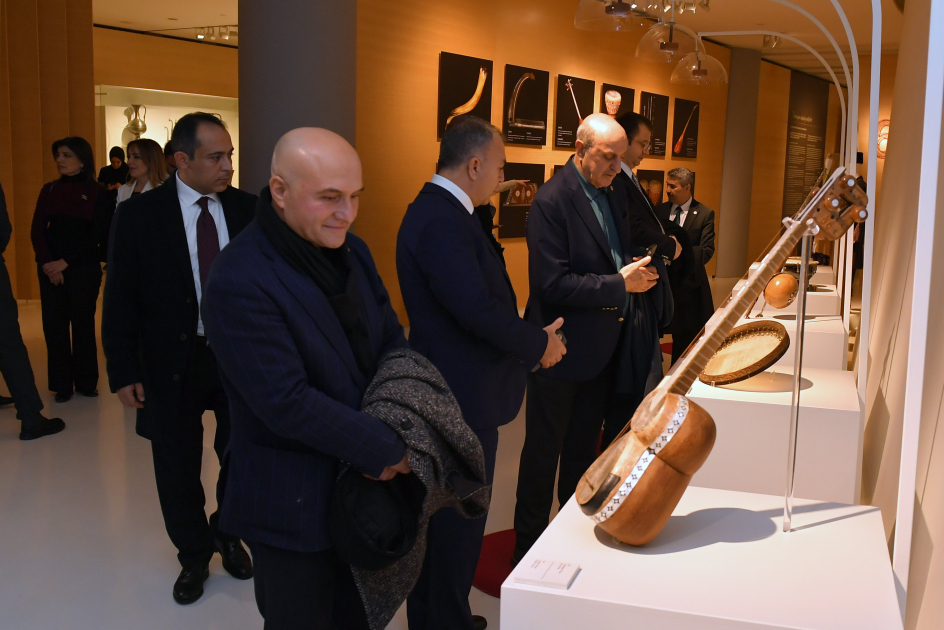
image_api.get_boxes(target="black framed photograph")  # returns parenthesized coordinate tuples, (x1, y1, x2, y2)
(498, 163, 546, 239)
(600, 84, 635, 119)
(437, 52, 493, 139)
(672, 98, 700, 158)
(503, 64, 550, 146)
(637, 169, 665, 206)
(639, 92, 670, 157)
(554, 75, 594, 149)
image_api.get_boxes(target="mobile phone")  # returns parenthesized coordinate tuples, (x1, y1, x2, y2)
(644, 243, 658, 258)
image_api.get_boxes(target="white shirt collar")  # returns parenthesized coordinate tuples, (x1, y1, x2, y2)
(176, 174, 221, 210)
(621, 162, 634, 179)
(673, 197, 694, 214)
(430, 174, 475, 215)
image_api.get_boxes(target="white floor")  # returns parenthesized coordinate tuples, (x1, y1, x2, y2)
(0, 300, 544, 630)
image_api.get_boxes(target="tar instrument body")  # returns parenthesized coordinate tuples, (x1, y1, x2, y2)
(575, 169, 868, 545)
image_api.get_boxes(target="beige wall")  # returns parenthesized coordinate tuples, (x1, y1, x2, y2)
(92, 28, 238, 98)
(355, 0, 731, 321)
(857, 52, 898, 196)
(0, 0, 96, 299)
(860, 0, 944, 627)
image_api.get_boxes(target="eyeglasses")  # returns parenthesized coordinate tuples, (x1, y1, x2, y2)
(636, 139, 651, 151)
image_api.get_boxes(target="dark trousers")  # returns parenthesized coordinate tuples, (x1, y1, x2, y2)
(514, 353, 618, 556)
(150, 337, 236, 568)
(670, 322, 701, 365)
(37, 263, 102, 394)
(407, 428, 499, 630)
(246, 541, 368, 630)
(0, 261, 43, 422)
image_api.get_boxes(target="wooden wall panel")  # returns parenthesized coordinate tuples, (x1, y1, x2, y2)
(746, 61, 791, 267)
(0, 0, 95, 299)
(356, 0, 731, 321)
(92, 28, 238, 99)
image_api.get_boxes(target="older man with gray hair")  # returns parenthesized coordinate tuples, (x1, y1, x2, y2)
(512, 113, 672, 564)
(656, 166, 716, 364)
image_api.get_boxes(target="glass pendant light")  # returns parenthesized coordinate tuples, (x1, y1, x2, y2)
(635, 3, 705, 63)
(575, 0, 647, 32)
(671, 48, 729, 86)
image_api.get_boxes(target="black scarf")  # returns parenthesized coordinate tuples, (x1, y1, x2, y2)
(256, 187, 377, 379)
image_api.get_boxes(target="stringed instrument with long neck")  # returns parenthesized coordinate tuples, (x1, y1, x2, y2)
(575, 168, 868, 545)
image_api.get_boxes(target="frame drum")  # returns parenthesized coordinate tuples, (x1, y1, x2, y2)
(699, 320, 790, 386)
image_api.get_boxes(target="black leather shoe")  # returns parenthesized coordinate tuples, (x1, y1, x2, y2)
(19, 416, 65, 441)
(77, 389, 98, 398)
(0, 395, 13, 406)
(173, 564, 209, 605)
(215, 539, 253, 580)
(472, 615, 488, 630)
(54, 391, 72, 403)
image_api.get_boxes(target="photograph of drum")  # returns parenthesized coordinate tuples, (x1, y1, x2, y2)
(698, 320, 791, 386)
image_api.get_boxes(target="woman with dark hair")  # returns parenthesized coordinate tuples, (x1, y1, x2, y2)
(117, 138, 168, 204)
(30, 136, 110, 403)
(98, 146, 129, 192)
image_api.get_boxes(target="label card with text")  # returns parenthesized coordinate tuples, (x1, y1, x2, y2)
(514, 559, 581, 590)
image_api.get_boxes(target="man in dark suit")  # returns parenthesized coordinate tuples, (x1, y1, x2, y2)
(0, 182, 64, 440)
(514, 113, 670, 563)
(656, 167, 716, 364)
(397, 116, 566, 630)
(102, 113, 256, 604)
(203, 128, 410, 628)
(614, 112, 682, 263)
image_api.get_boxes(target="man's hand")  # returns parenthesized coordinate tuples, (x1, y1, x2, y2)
(671, 236, 682, 260)
(495, 179, 529, 194)
(48, 271, 65, 286)
(540, 317, 567, 369)
(374, 452, 411, 481)
(620, 256, 658, 293)
(117, 383, 146, 409)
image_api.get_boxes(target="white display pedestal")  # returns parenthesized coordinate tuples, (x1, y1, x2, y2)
(811, 265, 835, 285)
(732, 314, 848, 370)
(687, 367, 861, 503)
(735, 280, 841, 316)
(501, 488, 902, 630)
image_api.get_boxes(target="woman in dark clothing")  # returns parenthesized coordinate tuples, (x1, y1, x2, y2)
(31, 137, 110, 403)
(97, 146, 129, 191)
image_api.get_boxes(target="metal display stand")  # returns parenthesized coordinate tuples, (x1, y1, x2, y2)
(783, 232, 813, 532)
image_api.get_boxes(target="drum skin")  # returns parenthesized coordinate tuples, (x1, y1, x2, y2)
(765, 273, 799, 309)
(576, 393, 717, 546)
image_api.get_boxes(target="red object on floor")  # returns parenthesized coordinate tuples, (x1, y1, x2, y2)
(661, 341, 673, 355)
(473, 529, 517, 598)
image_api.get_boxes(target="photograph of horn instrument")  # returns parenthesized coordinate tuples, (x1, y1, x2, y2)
(447, 66, 488, 125)
(673, 102, 699, 156)
(507, 72, 547, 130)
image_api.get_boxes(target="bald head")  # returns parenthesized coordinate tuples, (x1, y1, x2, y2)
(269, 127, 364, 249)
(575, 113, 628, 188)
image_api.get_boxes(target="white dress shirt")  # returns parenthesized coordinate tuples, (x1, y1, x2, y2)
(116, 178, 154, 204)
(668, 197, 694, 227)
(430, 174, 475, 215)
(176, 176, 230, 336)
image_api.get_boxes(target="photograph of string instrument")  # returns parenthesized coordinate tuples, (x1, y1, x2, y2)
(672, 98, 700, 158)
(502, 64, 550, 146)
(599, 83, 635, 119)
(554, 74, 594, 149)
(639, 91, 670, 157)
(497, 162, 546, 239)
(437, 51, 493, 138)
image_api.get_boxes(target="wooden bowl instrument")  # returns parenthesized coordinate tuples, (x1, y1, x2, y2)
(698, 321, 790, 386)
(575, 169, 868, 546)
(764, 273, 799, 309)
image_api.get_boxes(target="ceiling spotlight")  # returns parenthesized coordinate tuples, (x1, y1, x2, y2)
(575, 0, 646, 32)
(196, 27, 205, 40)
(221, 26, 230, 40)
(637, 2, 705, 63)
(681, 2, 697, 12)
(698, 0, 711, 11)
(763, 34, 780, 48)
(228, 26, 238, 37)
(209, 27, 217, 40)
